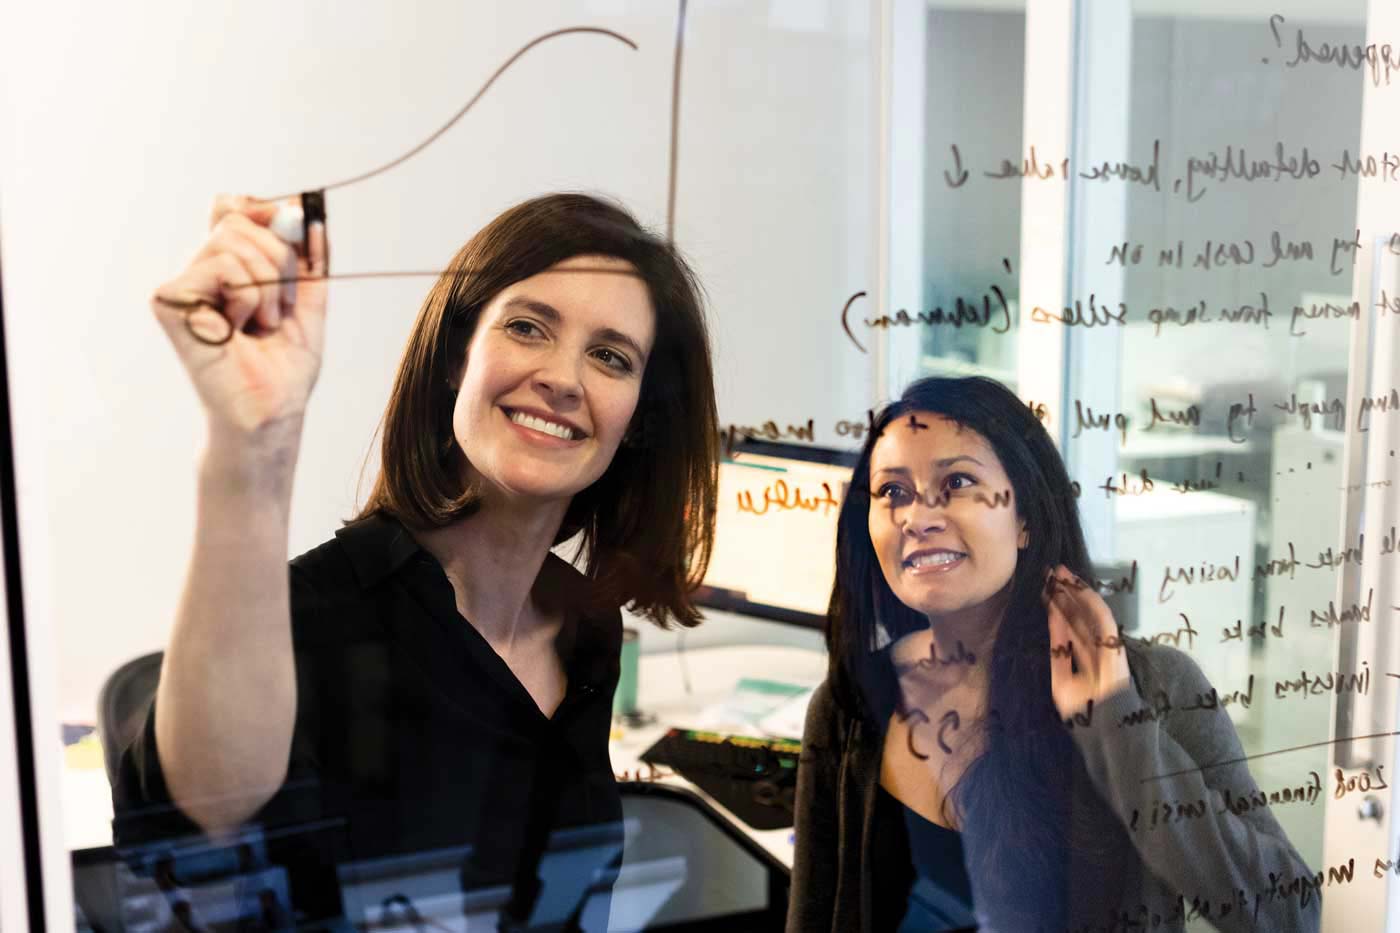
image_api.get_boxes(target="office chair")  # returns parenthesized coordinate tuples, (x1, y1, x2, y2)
(75, 652, 163, 932)
(96, 651, 163, 788)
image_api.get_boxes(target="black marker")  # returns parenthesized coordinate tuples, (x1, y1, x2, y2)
(267, 189, 327, 262)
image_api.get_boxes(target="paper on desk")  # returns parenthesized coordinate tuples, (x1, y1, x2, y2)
(755, 686, 816, 740)
(692, 678, 814, 739)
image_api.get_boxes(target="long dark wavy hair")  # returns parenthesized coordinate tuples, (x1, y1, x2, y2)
(826, 375, 1132, 929)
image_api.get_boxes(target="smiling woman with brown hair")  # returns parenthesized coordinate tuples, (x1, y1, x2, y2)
(358, 194, 719, 621)
(116, 192, 718, 926)
(788, 375, 1315, 933)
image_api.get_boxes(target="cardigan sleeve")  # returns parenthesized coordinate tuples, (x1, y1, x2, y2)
(787, 681, 844, 933)
(1070, 644, 1321, 932)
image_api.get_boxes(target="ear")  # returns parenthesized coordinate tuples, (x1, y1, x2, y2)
(1017, 519, 1029, 550)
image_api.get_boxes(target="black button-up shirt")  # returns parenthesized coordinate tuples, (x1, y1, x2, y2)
(113, 512, 623, 923)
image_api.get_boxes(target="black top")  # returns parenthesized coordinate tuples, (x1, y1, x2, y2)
(112, 513, 624, 925)
(875, 787, 975, 932)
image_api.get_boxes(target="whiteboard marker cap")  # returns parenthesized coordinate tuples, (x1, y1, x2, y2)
(269, 203, 305, 245)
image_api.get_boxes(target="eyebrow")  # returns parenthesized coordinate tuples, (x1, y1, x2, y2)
(871, 456, 986, 477)
(502, 296, 649, 364)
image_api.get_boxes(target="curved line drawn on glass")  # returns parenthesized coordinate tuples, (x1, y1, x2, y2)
(153, 25, 642, 337)
(936, 709, 960, 755)
(263, 26, 639, 200)
(155, 8, 709, 344)
(896, 707, 931, 762)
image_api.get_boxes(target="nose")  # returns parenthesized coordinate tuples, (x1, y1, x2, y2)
(901, 487, 947, 538)
(532, 348, 584, 402)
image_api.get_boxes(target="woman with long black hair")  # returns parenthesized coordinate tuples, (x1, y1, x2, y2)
(788, 376, 1315, 932)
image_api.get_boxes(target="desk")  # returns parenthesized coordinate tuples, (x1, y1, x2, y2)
(63, 764, 115, 852)
(609, 644, 827, 873)
(62, 643, 829, 867)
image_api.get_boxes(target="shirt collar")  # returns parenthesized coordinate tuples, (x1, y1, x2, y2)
(333, 511, 622, 690)
(334, 512, 426, 590)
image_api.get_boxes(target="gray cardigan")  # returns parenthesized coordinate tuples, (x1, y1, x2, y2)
(787, 641, 1321, 932)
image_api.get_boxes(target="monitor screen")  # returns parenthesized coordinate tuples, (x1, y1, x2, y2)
(696, 440, 857, 629)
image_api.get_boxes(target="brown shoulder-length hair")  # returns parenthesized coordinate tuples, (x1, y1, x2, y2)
(354, 193, 719, 628)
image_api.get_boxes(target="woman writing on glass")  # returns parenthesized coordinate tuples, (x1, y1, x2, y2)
(788, 376, 1315, 932)
(117, 193, 719, 924)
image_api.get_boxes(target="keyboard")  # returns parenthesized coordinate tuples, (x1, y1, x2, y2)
(640, 729, 802, 830)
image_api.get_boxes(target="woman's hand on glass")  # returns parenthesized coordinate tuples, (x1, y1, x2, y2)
(149, 195, 329, 439)
(1044, 565, 1132, 722)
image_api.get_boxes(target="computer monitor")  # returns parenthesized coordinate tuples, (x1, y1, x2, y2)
(336, 843, 508, 931)
(336, 822, 636, 932)
(696, 439, 857, 630)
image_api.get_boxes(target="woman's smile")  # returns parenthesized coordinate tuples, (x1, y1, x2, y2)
(902, 547, 967, 574)
(501, 405, 587, 444)
(452, 254, 655, 502)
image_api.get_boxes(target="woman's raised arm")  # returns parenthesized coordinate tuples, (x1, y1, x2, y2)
(1048, 569, 1319, 931)
(146, 196, 328, 835)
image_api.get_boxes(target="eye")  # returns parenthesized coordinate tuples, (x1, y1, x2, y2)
(876, 482, 914, 506)
(503, 318, 545, 339)
(944, 472, 978, 492)
(591, 346, 634, 374)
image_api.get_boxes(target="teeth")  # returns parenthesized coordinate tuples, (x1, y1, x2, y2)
(510, 411, 577, 440)
(908, 551, 964, 568)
